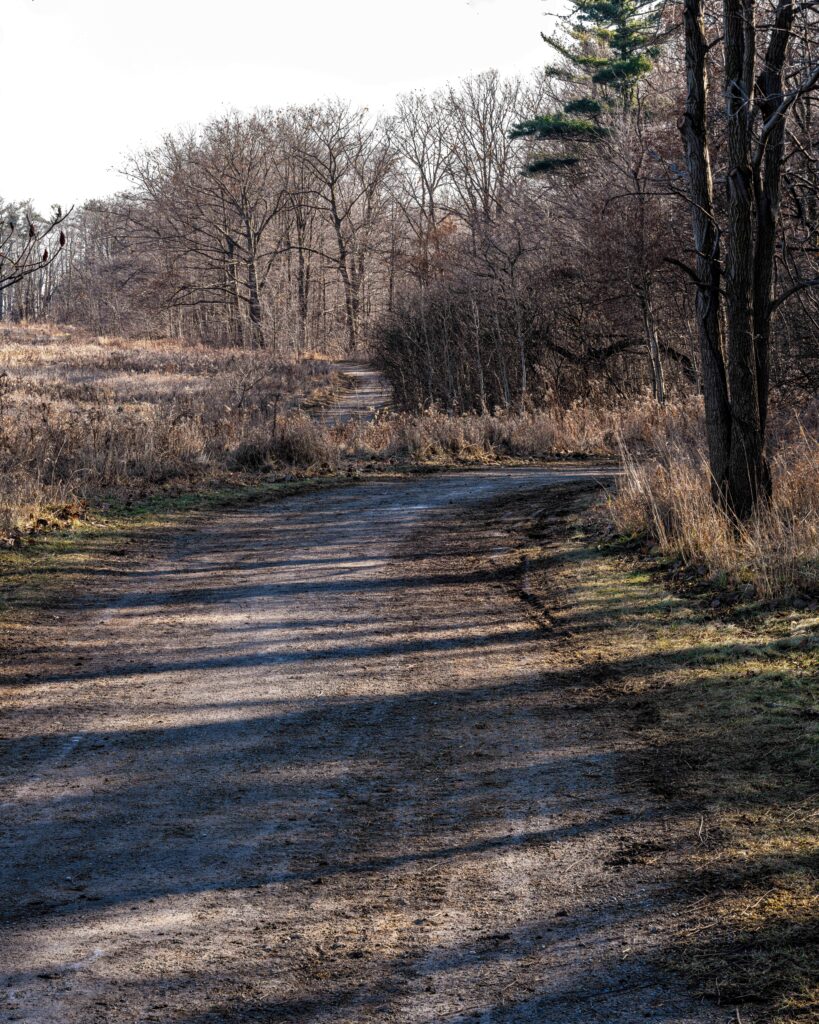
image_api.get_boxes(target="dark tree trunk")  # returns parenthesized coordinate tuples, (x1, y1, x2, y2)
(226, 235, 244, 347)
(680, 0, 802, 519)
(296, 244, 310, 354)
(753, 0, 794, 457)
(680, 0, 731, 503)
(639, 286, 666, 405)
(247, 256, 264, 348)
(723, 0, 764, 520)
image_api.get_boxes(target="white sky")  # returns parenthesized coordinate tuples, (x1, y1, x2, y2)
(3, 0, 555, 210)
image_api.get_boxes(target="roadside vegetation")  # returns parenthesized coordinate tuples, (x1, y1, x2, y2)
(511, 485, 818, 1024)
(0, 323, 341, 545)
(1, 0, 817, 1017)
(609, 428, 819, 601)
(3, 324, 815, 606)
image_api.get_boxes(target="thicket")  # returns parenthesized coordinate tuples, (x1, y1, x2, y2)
(1, 0, 817, 590)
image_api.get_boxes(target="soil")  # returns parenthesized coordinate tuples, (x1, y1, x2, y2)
(320, 362, 392, 425)
(0, 466, 728, 1023)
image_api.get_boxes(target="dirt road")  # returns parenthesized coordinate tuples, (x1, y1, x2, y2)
(320, 362, 392, 425)
(1, 469, 722, 1023)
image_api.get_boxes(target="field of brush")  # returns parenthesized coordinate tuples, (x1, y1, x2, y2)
(1, 322, 816, 599)
(0, 324, 341, 542)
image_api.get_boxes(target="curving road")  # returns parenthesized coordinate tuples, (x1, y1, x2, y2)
(0, 468, 722, 1023)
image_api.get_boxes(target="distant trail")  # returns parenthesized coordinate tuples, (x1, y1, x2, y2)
(320, 360, 392, 426)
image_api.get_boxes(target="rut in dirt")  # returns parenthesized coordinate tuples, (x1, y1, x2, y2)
(1, 468, 722, 1023)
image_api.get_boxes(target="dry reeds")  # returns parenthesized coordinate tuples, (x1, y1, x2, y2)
(607, 427, 819, 599)
(0, 325, 336, 543)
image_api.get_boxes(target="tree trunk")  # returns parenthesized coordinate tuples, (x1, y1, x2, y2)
(337, 256, 357, 353)
(752, 0, 794, 475)
(226, 236, 243, 347)
(640, 287, 666, 404)
(680, 0, 731, 503)
(240, 208, 266, 349)
(470, 295, 488, 413)
(246, 254, 265, 348)
(328, 200, 358, 353)
(296, 244, 310, 354)
(723, 0, 765, 520)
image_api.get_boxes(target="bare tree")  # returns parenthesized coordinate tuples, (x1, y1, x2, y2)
(293, 102, 394, 352)
(0, 203, 68, 318)
(443, 71, 530, 227)
(387, 91, 452, 283)
(681, 0, 819, 516)
(18, 59, 814, 433)
(124, 112, 288, 348)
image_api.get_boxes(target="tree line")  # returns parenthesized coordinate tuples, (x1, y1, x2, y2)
(2, 75, 546, 356)
(1, 0, 818, 518)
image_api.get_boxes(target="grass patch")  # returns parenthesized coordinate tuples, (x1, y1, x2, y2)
(606, 426, 819, 600)
(0, 323, 341, 544)
(514, 486, 818, 1022)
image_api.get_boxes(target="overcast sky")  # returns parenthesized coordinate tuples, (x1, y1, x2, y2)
(3, 0, 554, 210)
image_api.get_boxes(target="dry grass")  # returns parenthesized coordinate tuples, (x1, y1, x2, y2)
(607, 426, 819, 599)
(3, 328, 700, 548)
(4, 321, 815, 605)
(515, 489, 818, 1023)
(342, 396, 702, 463)
(0, 324, 338, 544)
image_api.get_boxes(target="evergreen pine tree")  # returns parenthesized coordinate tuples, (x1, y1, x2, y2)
(511, 0, 663, 173)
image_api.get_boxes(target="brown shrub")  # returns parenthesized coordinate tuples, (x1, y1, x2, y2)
(607, 427, 819, 599)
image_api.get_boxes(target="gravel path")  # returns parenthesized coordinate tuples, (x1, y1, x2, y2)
(320, 362, 392, 425)
(1, 468, 724, 1023)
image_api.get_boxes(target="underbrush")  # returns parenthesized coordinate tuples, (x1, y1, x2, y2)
(0, 324, 338, 544)
(343, 397, 702, 462)
(607, 425, 819, 600)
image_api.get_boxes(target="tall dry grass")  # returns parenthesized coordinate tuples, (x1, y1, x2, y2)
(0, 325, 337, 543)
(607, 427, 819, 599)
(339, 396, 704, 462)
(2, 324, 815, 600)
(0, 330, 716, 547)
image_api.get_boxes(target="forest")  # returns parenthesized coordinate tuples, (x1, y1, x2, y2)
(3, 0, 818, 592)
(0, 0, 817, 1021)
